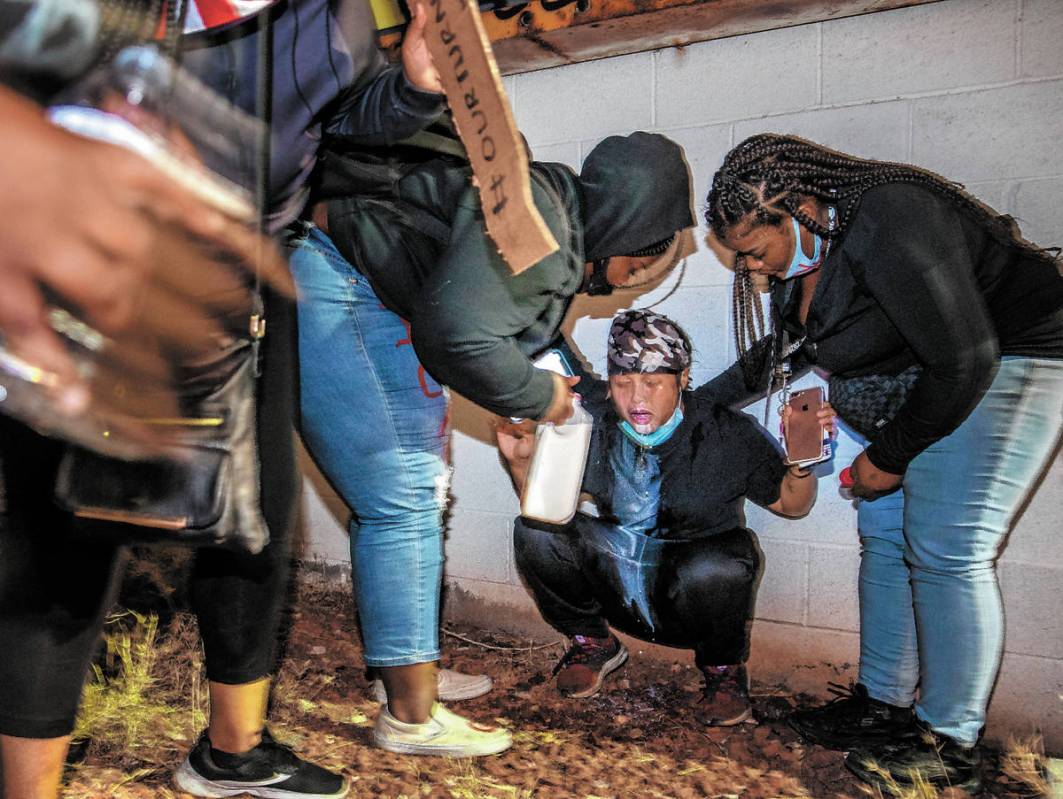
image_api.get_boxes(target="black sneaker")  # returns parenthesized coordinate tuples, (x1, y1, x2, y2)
(845, 726, 983, 795)
(553, 634, 628, 698)
(788, 682, 918, 751)
(174, 729, 348, 799)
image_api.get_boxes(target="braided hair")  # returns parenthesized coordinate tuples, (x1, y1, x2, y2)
(707, 133, 1061, 390)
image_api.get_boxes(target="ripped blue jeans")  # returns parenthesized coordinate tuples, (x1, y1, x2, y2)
(290, 226, 449, 667)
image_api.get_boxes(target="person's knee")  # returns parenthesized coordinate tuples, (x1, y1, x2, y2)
(677, 532, 759, 594)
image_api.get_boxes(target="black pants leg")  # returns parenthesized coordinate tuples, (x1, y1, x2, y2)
(191, 291, 297, 684)
(513, 513, 761, 664)
(0, 422, 127, 738)
(0, 292, 297, 736)
(513, 516, 610, 638)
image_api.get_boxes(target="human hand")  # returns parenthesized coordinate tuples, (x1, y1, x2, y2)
(402, 2, 444, 94)
(0, 87, 291, 415)
(818, 401, 837, 438)
(538, 373, 580, 426)
(494, 417, 536, 463)
(779, 397, 837, 438)
(849, 450, 903, 499)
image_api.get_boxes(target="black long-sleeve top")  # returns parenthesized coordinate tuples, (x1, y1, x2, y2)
(698, 183, 1063, 474)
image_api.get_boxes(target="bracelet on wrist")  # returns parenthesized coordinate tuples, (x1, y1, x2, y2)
(788, 465, 813, 479)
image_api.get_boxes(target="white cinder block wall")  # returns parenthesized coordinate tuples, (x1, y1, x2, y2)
(301, 0, 1063, 747)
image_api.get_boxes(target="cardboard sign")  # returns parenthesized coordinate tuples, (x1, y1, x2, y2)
(425, 0, 559, 274)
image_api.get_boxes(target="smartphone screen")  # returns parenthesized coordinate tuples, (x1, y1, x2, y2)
(534, 349, 574, 377)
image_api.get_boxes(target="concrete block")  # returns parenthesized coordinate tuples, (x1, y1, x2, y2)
(297, 476, 350, 564)
(1012, 177, 1063, 251)
(443, 508, 514, 584)
(986, 652, 1063, 750)
(733, 101, 910, 163)
(753, 539, 808, 625)
(513, 51, 653, 145)
(530, 141, 581, 170)
(639, 284, 733, 380)
(822, 0, 1015, 104)
(1000, 452, 1063, 568)
(911, 80, 1063, 183)
(660, 123, 733, 223)
(963, 180, 1011, 216)
(1021, 0, 1063, 79)
(443, 577, 546, 631)
(748, 620, 861, 695)
(999, 561, 1063, 661)
(655, 25, 818, 128)
(448, 412, 520, 517)
(807, 545, 861, 632)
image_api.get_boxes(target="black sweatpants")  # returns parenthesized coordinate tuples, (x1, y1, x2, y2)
(0, 293, 298, 739)
(513, 514, 761, 666)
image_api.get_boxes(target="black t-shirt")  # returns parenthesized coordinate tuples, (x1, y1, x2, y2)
(579, 390, 787, 539)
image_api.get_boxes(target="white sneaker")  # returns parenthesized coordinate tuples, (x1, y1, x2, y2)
(372, 703, 513, 757)
(369, 668, 492, 703)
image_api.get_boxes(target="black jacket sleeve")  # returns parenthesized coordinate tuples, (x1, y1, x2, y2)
(324, 0, 444, 145)
(844, 185, 998, 473)
(410, 179, 579, 419)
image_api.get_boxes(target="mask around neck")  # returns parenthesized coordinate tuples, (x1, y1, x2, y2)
(782, 205, 836, 280)
(619, 405, 684, 448)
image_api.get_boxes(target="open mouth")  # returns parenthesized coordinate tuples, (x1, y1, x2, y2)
(629, 410, 653, 427)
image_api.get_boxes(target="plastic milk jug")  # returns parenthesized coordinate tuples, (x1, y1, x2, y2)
(520, 349, 593, 524)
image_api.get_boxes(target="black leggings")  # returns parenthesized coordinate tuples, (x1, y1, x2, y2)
(514, 514, 762, 666)
(0, 293, 297, 739)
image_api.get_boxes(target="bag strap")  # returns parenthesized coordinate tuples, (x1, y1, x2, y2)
(248, 6, 272, 371)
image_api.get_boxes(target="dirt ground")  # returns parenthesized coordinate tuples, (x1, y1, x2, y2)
(63, 565, 1051, 799)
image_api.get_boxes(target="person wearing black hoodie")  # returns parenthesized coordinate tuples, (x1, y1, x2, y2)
(290, 131, 695, 756)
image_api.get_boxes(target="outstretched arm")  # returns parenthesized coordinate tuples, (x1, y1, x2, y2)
(765, 402, 836, 518)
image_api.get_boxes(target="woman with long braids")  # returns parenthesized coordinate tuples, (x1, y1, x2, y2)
(701, 134, 1063, 794)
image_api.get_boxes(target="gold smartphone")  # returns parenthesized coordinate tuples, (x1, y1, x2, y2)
(784, 387, 827, 465)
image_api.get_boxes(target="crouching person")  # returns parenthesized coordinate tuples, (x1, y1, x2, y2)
(496, 310, 834, 726)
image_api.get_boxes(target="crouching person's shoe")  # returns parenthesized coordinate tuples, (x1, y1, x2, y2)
(553, 634, 628, 699)
(174, 729, 348, 798)
(372, 702, 512, 757)
(695, 664, 751, 726)
(845, 725, 983, 795)
(789, 682, 918, 751)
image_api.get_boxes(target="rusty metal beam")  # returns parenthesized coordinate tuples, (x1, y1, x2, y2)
(481, 0, 944, 74)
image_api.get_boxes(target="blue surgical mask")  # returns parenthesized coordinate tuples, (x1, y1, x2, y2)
(783, 206, 836, 280)
(619, 406, 684, 448)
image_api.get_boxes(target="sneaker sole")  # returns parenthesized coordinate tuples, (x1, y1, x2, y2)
(560, 645, 629, 700)
(370, 730, 513, 758)
(174, 759, 349, 799)
(370, 675, 493, 704)
(844, 752, 982, 796)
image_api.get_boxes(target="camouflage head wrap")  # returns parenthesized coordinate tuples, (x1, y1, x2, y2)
(607, 309, 692, 375)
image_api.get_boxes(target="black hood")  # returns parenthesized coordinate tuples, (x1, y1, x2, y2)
(579, 132, 695, 263)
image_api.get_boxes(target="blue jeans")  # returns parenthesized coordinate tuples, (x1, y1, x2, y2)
(857, 356, 1063, 745)
(290, 227, 449, 667)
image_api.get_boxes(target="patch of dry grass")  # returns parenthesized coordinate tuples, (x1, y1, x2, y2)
(68, 609, 206, 785)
